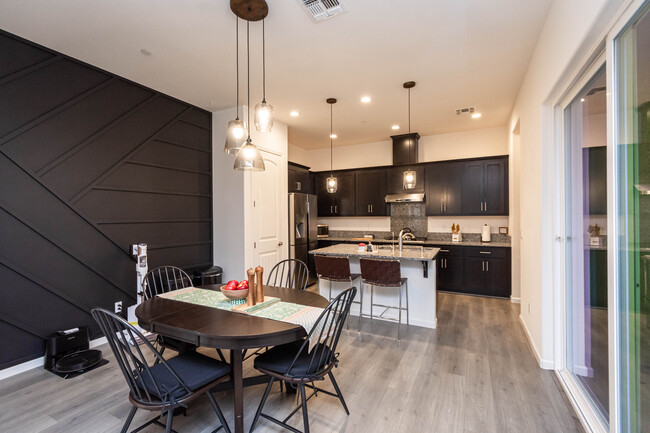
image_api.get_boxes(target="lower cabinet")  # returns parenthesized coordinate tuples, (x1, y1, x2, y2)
(437, 246, 511, 298)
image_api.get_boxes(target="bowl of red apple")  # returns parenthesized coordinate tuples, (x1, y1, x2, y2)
(220, 280, 249, 300)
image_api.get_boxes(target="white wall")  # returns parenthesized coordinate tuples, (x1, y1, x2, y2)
(290, 126, 508, 172)
(508, 0, 625, 368)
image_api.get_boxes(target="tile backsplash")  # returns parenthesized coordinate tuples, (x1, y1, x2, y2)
(390, 203, 428, 238)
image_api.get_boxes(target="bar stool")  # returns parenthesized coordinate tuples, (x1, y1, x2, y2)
(359, 258, 409, 339)
(314, 255, 361, 328)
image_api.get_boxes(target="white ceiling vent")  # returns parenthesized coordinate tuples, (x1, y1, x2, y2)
(455, 107, 476, 116)
(299, 0, 345, 22)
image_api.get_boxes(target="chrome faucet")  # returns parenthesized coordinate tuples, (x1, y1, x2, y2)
(398, 229, 405, 254)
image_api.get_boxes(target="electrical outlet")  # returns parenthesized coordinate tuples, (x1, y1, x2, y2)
(115, 301, 123, 314)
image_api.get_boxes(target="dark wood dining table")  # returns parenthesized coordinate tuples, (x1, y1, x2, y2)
(135, 284, 329, 433)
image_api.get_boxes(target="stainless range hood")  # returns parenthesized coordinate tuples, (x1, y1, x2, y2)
(385, 193, 425, 203)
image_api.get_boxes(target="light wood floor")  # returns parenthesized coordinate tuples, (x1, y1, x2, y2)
(0, 292, 584, 433)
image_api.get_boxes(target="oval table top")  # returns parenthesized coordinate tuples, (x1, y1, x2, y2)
(135, 285, 329, 350)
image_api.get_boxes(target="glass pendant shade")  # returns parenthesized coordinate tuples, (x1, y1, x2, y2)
(224, 118, 246, 154)
(234, 138, 265, 171)
(254, 101, 274, 132)
(403, 170, 416, 190)
(326, 176, 338, 193)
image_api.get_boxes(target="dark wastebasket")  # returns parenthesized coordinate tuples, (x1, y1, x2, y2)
(193, 265, 223, 287)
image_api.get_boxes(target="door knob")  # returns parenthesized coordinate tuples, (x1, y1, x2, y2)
(278, 241, 284, 246)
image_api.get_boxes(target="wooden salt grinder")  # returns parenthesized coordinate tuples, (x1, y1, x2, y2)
(255, 266, 264, 302)
(246, 268, 256, 306)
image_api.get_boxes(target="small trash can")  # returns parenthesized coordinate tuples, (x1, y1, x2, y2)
(193, 265, 223, 287)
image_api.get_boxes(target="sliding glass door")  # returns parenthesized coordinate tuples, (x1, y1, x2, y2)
(564, 65, 610, 425)
(615, 4, 650, 431)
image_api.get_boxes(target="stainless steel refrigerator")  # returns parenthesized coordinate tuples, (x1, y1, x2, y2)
(289, 193, 318, 285)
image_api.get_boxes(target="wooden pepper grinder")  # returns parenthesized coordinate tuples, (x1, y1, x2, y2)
(255, 266, 264, 303)
(246, 268, 256, 306)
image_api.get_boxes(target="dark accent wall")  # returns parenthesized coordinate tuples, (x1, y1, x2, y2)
(0, 30, 213, 369)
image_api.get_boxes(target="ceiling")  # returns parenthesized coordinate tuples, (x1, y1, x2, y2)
(0, 0, 553, 149)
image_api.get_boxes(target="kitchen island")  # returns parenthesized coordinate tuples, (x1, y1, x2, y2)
(309, 244, 440, 329)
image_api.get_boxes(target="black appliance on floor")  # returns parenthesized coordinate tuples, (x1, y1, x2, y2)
(44, 326, 105, 378)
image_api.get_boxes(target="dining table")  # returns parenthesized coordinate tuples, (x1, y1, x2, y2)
(135, 284, 329, 433)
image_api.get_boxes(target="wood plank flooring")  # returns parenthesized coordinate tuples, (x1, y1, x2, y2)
(0, 293, 584, 433)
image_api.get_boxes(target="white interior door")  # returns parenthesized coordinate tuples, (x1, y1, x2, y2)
(251, 150, 287, 272)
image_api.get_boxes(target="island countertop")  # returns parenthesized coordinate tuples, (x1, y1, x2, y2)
(309, 243, 440, 261)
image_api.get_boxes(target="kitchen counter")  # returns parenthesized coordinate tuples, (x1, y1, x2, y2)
(309, 243, 440, 261)
(320, 236, 511, 248)
(309, 244, 439, 329)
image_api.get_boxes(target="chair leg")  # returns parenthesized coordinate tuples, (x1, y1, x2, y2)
(358, 282, 363, 333)
(328, 371, 350, 415)
(165, 408, 174, 433)
(370, 285, 374, 323)
(216, 348, 227, 364)
(405, 280, 410, 326)
(250, 377, 276, 432)
(299, 384, 310, 433)
(398, 282, 403, 340)
(207, 391, 232, 433)
(120, 406, 137, 433)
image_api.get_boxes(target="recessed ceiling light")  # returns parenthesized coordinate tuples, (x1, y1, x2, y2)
(290, 111, 299, 117)
(140, 48, 152, 56)
(330, 133, 337, 139)
(471, 112, 482, 119)
(391, 125, 400, 130)
(361, 96, 371, 103)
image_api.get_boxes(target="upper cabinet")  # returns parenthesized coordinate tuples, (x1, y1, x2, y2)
(288, 162, 314, 194)
(391, 133, 420, 165)
(386, 165, 425, 194)
(313, 155, 508, 217)
(462, 157, 508, 215)
(355, 168, 388, 216)
(425, 162, 464, 215)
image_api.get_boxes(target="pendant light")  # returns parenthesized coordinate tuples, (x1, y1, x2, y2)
(234, 21, 265, 171)
(403, 81, 416, 190)
(254, 19, 274, 132)
(326, 98, 337, 193)
(224, 17, 246, 154)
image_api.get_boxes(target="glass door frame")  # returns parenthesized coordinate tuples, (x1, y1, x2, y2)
(554, 51, 610, 433)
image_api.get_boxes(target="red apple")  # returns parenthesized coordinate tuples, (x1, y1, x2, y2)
(236, 280, 249, 290)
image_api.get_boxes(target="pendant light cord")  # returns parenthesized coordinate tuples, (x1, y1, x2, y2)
(247, 21, 251, 139)
(262, 19, 266, 103)
(408, 87, 411, 134)
(330, 103, 333, 176)
(235, 18, 240, 119)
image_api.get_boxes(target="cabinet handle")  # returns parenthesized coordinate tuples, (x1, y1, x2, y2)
(482, 261, 485, 271)
(486, 261, 489, 272)
(335, 205, 338, 213)
(480, 202, 484, 212)
(330, 205, 333, 213)
(368, 205, 370, 213)
(296, 182, 301, 190)
(371, 204, 373, 213)
(445, 258, 447, 268)
(479, 251, 492, 255)
(444, 203, 447, 212)
(440, 249, 449, 252)
(441, 202, 443, 212)
(484, 201, 487, 212)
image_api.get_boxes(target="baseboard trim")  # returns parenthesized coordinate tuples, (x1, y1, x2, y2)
(0, 336, 108, 381)
(518, 314, 554, 370)
(510, 296, 521, 304)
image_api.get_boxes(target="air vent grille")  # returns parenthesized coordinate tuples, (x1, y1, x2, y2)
(455, 107, 476, 115)
(300, 0, 345, 22)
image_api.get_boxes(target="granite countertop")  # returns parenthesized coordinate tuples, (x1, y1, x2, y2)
(320, 236, 511, 248)
(309, 243, 440, 261)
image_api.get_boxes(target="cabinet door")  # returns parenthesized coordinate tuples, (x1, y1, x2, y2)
(315, 174, 336, 216)
(444, 255, 464, 292)
(483, 158, 507, 215)
(444, 163, 464, 214)
(288, 168, 298, 192)
(484, 258, 510, 298)
(462, 161, 484, 214)
(462, 257, 486, 295)
(425, 164, 445, 215)
(355, 169, 387, 216)
(335, 172, 356, 216)
(587, 147, 607, 215)
(386, 166, 424, 194)
(296, 170, 311, 193)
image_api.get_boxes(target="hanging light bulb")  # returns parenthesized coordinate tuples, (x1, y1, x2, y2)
(234, 21, 265, 172)
(403, 170, 416, 190)
(326, 98, 337, 193)
(254, 19, 274, 132)
(225, 17, 247, 154)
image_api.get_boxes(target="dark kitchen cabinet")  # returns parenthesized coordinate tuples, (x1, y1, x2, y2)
(437, 246, 464, 292)
(461, 247, 511, 298)
(391, 133, 420, 165)
(462, 157, 508, 215)
(288, 162, 313, 194)
(425, 162, 464, 215)
(386, 166, 425, 194)
(355, 169, 387, 216)
(315, 172, 355, 216)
